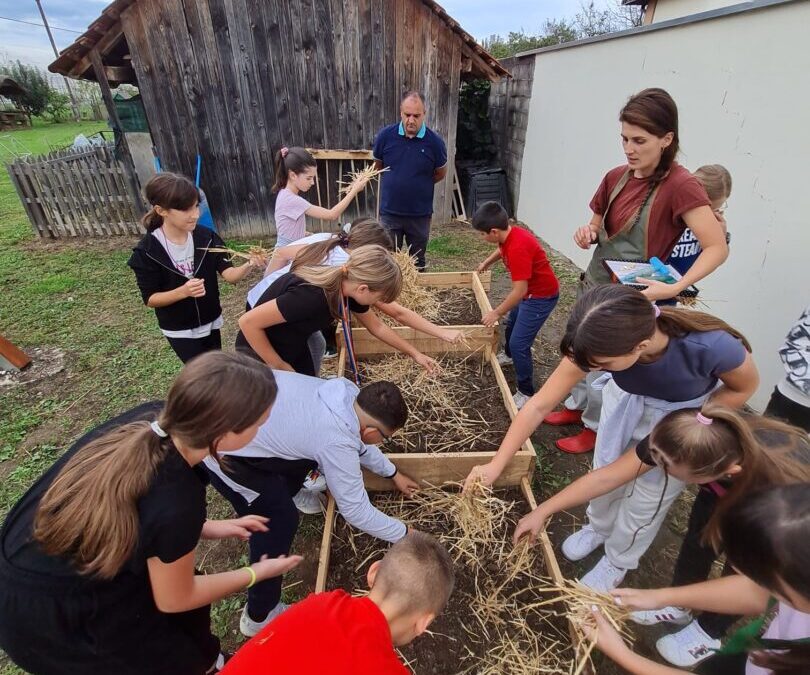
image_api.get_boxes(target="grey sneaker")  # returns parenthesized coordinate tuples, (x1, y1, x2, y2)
(239, 601, 289, 638)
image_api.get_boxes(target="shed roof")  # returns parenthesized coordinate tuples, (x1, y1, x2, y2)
(0, 77, 28, 98)
(48, 0, 509, 83)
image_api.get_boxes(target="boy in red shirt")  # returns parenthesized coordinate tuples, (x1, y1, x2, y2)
(475, 201, 560, 409)
(221, 532, 454, 675)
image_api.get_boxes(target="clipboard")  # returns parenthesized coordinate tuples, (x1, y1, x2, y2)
(601, 258, 699, 298)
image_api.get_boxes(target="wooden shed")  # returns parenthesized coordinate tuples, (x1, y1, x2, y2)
(49, 0, 508, 237)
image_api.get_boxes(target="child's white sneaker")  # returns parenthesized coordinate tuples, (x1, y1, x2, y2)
(656, 620, 721, 667)
(561, 525, 606, 561)
(302, 469, 326, 492)
(579, 555, 626, 593)
(632, 606, 692, 626)
(496, 351, 513, 366)
(239, 601, 289, 638)
(292, 489, 325, 515)
(513, 390, 531, 410)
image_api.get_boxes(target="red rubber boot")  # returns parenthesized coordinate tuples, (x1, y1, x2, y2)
(543, 408, 583, 426)
(556, 429, 597, 454)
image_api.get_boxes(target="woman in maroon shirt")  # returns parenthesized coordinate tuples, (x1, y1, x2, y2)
(546, 88, 729, 454)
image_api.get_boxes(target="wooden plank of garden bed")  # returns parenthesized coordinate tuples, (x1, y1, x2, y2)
(314, 492, 337, 593)
(341, 325, 496, 355)
(414, 270, 491, 292)
(362, 451, 534, 491)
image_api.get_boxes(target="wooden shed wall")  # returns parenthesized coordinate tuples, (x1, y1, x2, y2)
(488, 55, 534, 213)
(120, 0, 462, 237)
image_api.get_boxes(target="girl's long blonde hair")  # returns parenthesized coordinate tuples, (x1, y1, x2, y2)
(291, 244, 402, 318)
(648, 403, 810, 550)
(33, 352, 278, 579)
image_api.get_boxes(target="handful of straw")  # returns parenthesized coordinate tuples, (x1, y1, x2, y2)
(337, 164, 390, 195)
(202, 244, 274, 263)
(531, 577, 633, 675)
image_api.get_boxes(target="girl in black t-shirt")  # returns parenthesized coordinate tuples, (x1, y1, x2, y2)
(128, 173, 264, 363)
(0, 352, 301, 675)
(513, 404, 809, 668)
(237, 243, 439, 375)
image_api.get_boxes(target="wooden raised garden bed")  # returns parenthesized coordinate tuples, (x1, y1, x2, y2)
(315, 478, 583, 674)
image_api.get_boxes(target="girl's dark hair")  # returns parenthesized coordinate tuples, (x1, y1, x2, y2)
(292, 217, 392, 268)
(721, 484, 810, 674)
(33, 352, 277, 579)
(272, 146, 316, 194)
(620, 87, 679, 183)
(649, 404, 810, 550)
(560, 285, 751, 371)
(141, 172, 200, 232)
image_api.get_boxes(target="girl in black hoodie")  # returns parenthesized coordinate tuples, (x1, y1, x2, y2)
(128, 173, 263, 363)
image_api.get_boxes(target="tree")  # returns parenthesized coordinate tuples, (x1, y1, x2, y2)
(574, 1, 643, 37)
(45, 90, 72, 123)
(0, 61, 52, 121)
(481, 0, 643, 58)
(482, 19, 579, 59)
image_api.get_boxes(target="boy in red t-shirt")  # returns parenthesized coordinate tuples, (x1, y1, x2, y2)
(474, 201, 560, 409)
(221, 532, 454, 675)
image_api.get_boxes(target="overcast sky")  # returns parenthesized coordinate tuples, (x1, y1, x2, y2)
(0, 0, 599, 71)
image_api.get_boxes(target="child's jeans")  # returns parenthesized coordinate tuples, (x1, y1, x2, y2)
(503, 295, 558, 395)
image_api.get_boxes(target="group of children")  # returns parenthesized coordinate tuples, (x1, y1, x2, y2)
(0, 111, 807, 673)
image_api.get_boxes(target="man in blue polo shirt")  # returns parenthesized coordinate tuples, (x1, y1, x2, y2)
(373, 91, 448, 271)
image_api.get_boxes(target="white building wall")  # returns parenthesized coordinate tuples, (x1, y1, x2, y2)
(652, 0, 739, 22)
(517, 0, 809, 410)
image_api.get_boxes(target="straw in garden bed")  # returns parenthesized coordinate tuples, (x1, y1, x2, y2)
(331, 484, 583, 674)
(357, 353, 502, 454)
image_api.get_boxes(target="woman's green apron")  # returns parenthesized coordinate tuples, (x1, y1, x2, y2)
(584, 170, 660, 286)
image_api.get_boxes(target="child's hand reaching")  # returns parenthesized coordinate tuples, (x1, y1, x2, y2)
(392, 472, 419, 497)
(252, 554, 303, 582)
(182, 278, 206, 298)
(610, 587, 666, 611)
(481, 309, 501, 327)
(512, 507, 549, 545)
(582, 607, 632, 661)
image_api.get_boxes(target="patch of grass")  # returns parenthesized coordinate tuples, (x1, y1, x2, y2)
(0, 445, 62, 514)
(427, 234, 466, 257)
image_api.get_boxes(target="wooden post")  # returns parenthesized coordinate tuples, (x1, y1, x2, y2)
(89, 48, 146, 215)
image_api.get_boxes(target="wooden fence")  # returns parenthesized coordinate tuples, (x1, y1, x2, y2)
(6, 144, 141, 238)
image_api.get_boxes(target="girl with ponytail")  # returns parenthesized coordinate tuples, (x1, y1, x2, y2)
(237, 243, 439, 375)
(128, 173, 264, 363)
(247, 217, 463, 374)
(584, 483, 810, 675)
(514, 404, 809, 666)
(466, 284, 759, 592)
(556, 88, 729, 454)
(272, 146, 370, 246)
(0, 352, 302, 675)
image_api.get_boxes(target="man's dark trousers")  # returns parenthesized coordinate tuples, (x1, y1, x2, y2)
(381, 213, 432, 271)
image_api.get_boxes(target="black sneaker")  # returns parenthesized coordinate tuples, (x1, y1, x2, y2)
(323, 347, 338, 360)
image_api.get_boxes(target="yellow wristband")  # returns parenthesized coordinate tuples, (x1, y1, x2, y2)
(243, 565, 257, 589)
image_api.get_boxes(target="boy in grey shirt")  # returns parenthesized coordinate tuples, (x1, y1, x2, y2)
(203, 370, 418, 637)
